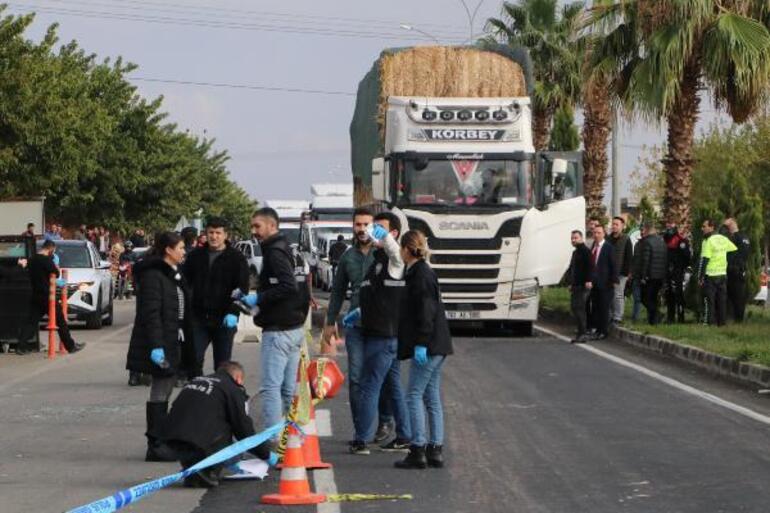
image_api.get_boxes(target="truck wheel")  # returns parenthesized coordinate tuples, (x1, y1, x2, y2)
(512, 321, 533, 337)
(86, 292, 103, 330)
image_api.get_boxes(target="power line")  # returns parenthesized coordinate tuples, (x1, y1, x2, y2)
(130, 76, 357, 97)
(6, 3, 468, 42)
(23, 0, 472, 34)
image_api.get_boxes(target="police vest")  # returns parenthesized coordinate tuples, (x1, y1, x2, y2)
(359, 249, 404, 337)
(702, 234, 737, 277)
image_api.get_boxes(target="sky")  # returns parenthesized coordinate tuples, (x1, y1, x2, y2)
(8, 0, 729, 205)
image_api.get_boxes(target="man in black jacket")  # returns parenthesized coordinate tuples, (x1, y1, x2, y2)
(17, 240, 84, 355)
(246, 208, 308, 438)
(164, 361, 275, 488)
(663, 222, 691, 323)
(724, 218, 750, 322)
(568, 230, 592, 343)
(183, 217, 249, 378)
(635, 222, 668, 325)
(328, 234, 348, 281)
(608, 217, 633, 324)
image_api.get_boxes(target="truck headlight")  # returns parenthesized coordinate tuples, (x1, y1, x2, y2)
(511, 279, 539, 301)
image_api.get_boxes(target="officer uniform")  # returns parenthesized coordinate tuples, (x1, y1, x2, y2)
(664, 229, 691, 323)
(699, 233, 737, 326)
(726, 230, 751, 322)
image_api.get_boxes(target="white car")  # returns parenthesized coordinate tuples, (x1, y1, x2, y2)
(298, 221, 353, 287)
(235, 240, 263, 289)
(40, 240, 114, 329)
(316, 235, 351, 291)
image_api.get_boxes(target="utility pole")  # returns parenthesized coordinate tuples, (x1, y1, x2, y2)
(611, 107, 620, 217)
(458, 0, 485, 43)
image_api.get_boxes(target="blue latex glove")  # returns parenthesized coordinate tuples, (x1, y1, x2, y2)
(366, 223, 388, 241)
(242, 293, 259, 307)
(414, 345, 428, 366)
(150, 348, 167, 368)
(341, 307, 361, 328)
(55, 278, 66, 288)
(266, 451, 279, 467)
(52, 253, 60, 266)
(223, 314, 238, 329)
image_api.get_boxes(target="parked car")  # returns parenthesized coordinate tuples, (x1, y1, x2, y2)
(298, 221, 353, 287)
(754, 269, 768, 305)
(235, 240, 263, 289)
(316, 235, 351, 291)
(38, 239, 114, 329)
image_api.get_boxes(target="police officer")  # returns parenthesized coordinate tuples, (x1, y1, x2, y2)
(663, 222, 691, 323)
(699, 219, 737, 326)
(346, 212, 411, 455)
(724, 218, 750, 322)
(163, 361, 276, 488)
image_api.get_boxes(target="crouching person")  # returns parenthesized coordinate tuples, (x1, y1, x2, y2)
(164, 361, 277, 488)
(395, 231, 453, 469)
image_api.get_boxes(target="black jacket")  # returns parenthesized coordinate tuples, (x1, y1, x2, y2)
(636, 234, 668, 280)
(727, 231, 751, 275)
(397, 260, 453, 360)
(589, 240, 617, 289)
(26, 253, 59, 308)
(609, 233, 633, 277)
(569, 243, 591, 288)
(254, 233, 307, 331)
(126, 257, 192, 377)
(329, 241, 348, 265)
(163, 369, 270, 459)
(183, 243, 249, 326)
(360, 248, 404, 338)
(664, 231, 691, 277)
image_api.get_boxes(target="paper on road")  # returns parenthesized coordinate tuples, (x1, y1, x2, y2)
(223, 458, 269, 480)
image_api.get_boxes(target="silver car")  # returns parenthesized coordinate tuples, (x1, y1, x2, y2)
(235, 240, 263, 289)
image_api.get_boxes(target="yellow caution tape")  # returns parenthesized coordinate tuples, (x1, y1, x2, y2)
(277, 338, 312, 456)
(326, 493, 413, 503)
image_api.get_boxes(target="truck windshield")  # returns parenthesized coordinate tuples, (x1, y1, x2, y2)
(396, 158, 533, 209)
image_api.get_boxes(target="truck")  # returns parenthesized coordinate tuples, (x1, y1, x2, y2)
(0, 198, 44, 237)
(350, 45, 584, 334)
(264, 199, 309, 246)
(310, 183, 354, 221)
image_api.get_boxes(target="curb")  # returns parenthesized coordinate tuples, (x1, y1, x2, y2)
(540, 307, 770, 389)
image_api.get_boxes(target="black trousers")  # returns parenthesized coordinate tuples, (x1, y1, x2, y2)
(703, 276, 727, 326)
(666, 274, 686, 323)
(726, 271, 747, 322)
(190, 317, 235, 377)
(570, 286, 590, 336)
(642, 279, 663, 325)
(18, 299, 76, 352)
(589, 287, 612, 335)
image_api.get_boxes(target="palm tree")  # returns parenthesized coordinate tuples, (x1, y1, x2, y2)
(486, 0, 585, 151)
(580, 59, 613, 220)
(586, 1, 770, 230)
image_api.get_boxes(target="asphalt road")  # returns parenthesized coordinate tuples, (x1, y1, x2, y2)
(1, 301, 769, 513)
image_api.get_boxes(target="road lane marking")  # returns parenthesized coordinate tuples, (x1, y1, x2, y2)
(316, 409, 332, 437)
(314, 468, 341, 513)
(535, 325, 770, 427)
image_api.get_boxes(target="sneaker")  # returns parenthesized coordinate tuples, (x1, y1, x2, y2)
(348, 441, 370, 455)
(379, 438, 410, 452)
(68, 342, 86, 354)
(128, 373, 141, 386)
(373, 420, 394, 443)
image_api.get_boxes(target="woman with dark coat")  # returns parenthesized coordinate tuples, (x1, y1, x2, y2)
(394, 230, 453, 470)
(126, 231, 191, 461)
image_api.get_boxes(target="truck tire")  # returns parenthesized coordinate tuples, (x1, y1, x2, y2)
(512, 321, 533, 337)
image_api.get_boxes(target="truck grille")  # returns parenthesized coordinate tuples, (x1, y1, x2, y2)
(435, 268, 499, 279)
(440, 283, 498, 293)
(430, 254, 500, 265)
(407, 216, 522, 252)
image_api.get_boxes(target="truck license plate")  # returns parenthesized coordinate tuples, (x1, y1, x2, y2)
(446, 310, 480, 320)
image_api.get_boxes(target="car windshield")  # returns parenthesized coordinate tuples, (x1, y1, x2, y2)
(50, 245, 92, 268)
(283, 228, 300, 246)
(312, 227, 353, 249)
(395, 158, 533, 209)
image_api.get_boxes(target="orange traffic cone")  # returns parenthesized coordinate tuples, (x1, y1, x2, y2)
(261, 424, 326, 505)
(308, 358, 345, 400)
(299, 399, 331, 469)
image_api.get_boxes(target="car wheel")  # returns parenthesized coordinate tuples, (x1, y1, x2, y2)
(86, 291, 103, 330)
(104, 297, 114, 326)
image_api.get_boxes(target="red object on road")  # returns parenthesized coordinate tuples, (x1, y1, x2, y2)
(47, 274, 58, 360)
(307, 358, 344, 400)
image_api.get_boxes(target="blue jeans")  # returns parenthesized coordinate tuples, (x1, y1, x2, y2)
(190, 317, 236, 377)
(407, 355, 446, 447)
(354, 336, 410, 443)
(259, 327, 304, 434)
(345, 327, 392, 431)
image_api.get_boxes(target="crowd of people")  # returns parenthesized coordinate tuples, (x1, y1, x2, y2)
(120, 208, 451, 487)
(568, 216, 751, 343)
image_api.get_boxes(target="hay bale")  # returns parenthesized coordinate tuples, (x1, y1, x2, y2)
(376, 46, 526, 134)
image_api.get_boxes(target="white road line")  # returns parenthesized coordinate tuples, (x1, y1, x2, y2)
(316, 409, 332, 437)
(314, 468, 341, 513)
(535, 325, 770, 427)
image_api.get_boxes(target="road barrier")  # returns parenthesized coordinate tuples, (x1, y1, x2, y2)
(63, 422, 287, 513)
(46, 273, 57, 360)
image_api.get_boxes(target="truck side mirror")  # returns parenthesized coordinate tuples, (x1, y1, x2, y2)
(550, 158, 567, 202)
(372, 157, 389, 202)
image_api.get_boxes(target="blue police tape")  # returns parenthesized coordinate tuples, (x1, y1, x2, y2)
(64, 421, 287, 513)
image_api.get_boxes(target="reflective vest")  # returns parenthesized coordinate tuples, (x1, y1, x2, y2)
(701, 233, 737, 277)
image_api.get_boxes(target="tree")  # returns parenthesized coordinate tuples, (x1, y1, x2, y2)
(548, 104, 580, 150)
(486, 0, 584, 150)
(580, 73, 612, 219)
(586, 1, 770, 231)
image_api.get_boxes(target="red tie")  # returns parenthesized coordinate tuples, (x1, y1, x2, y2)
(592, 244, 599, 266)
